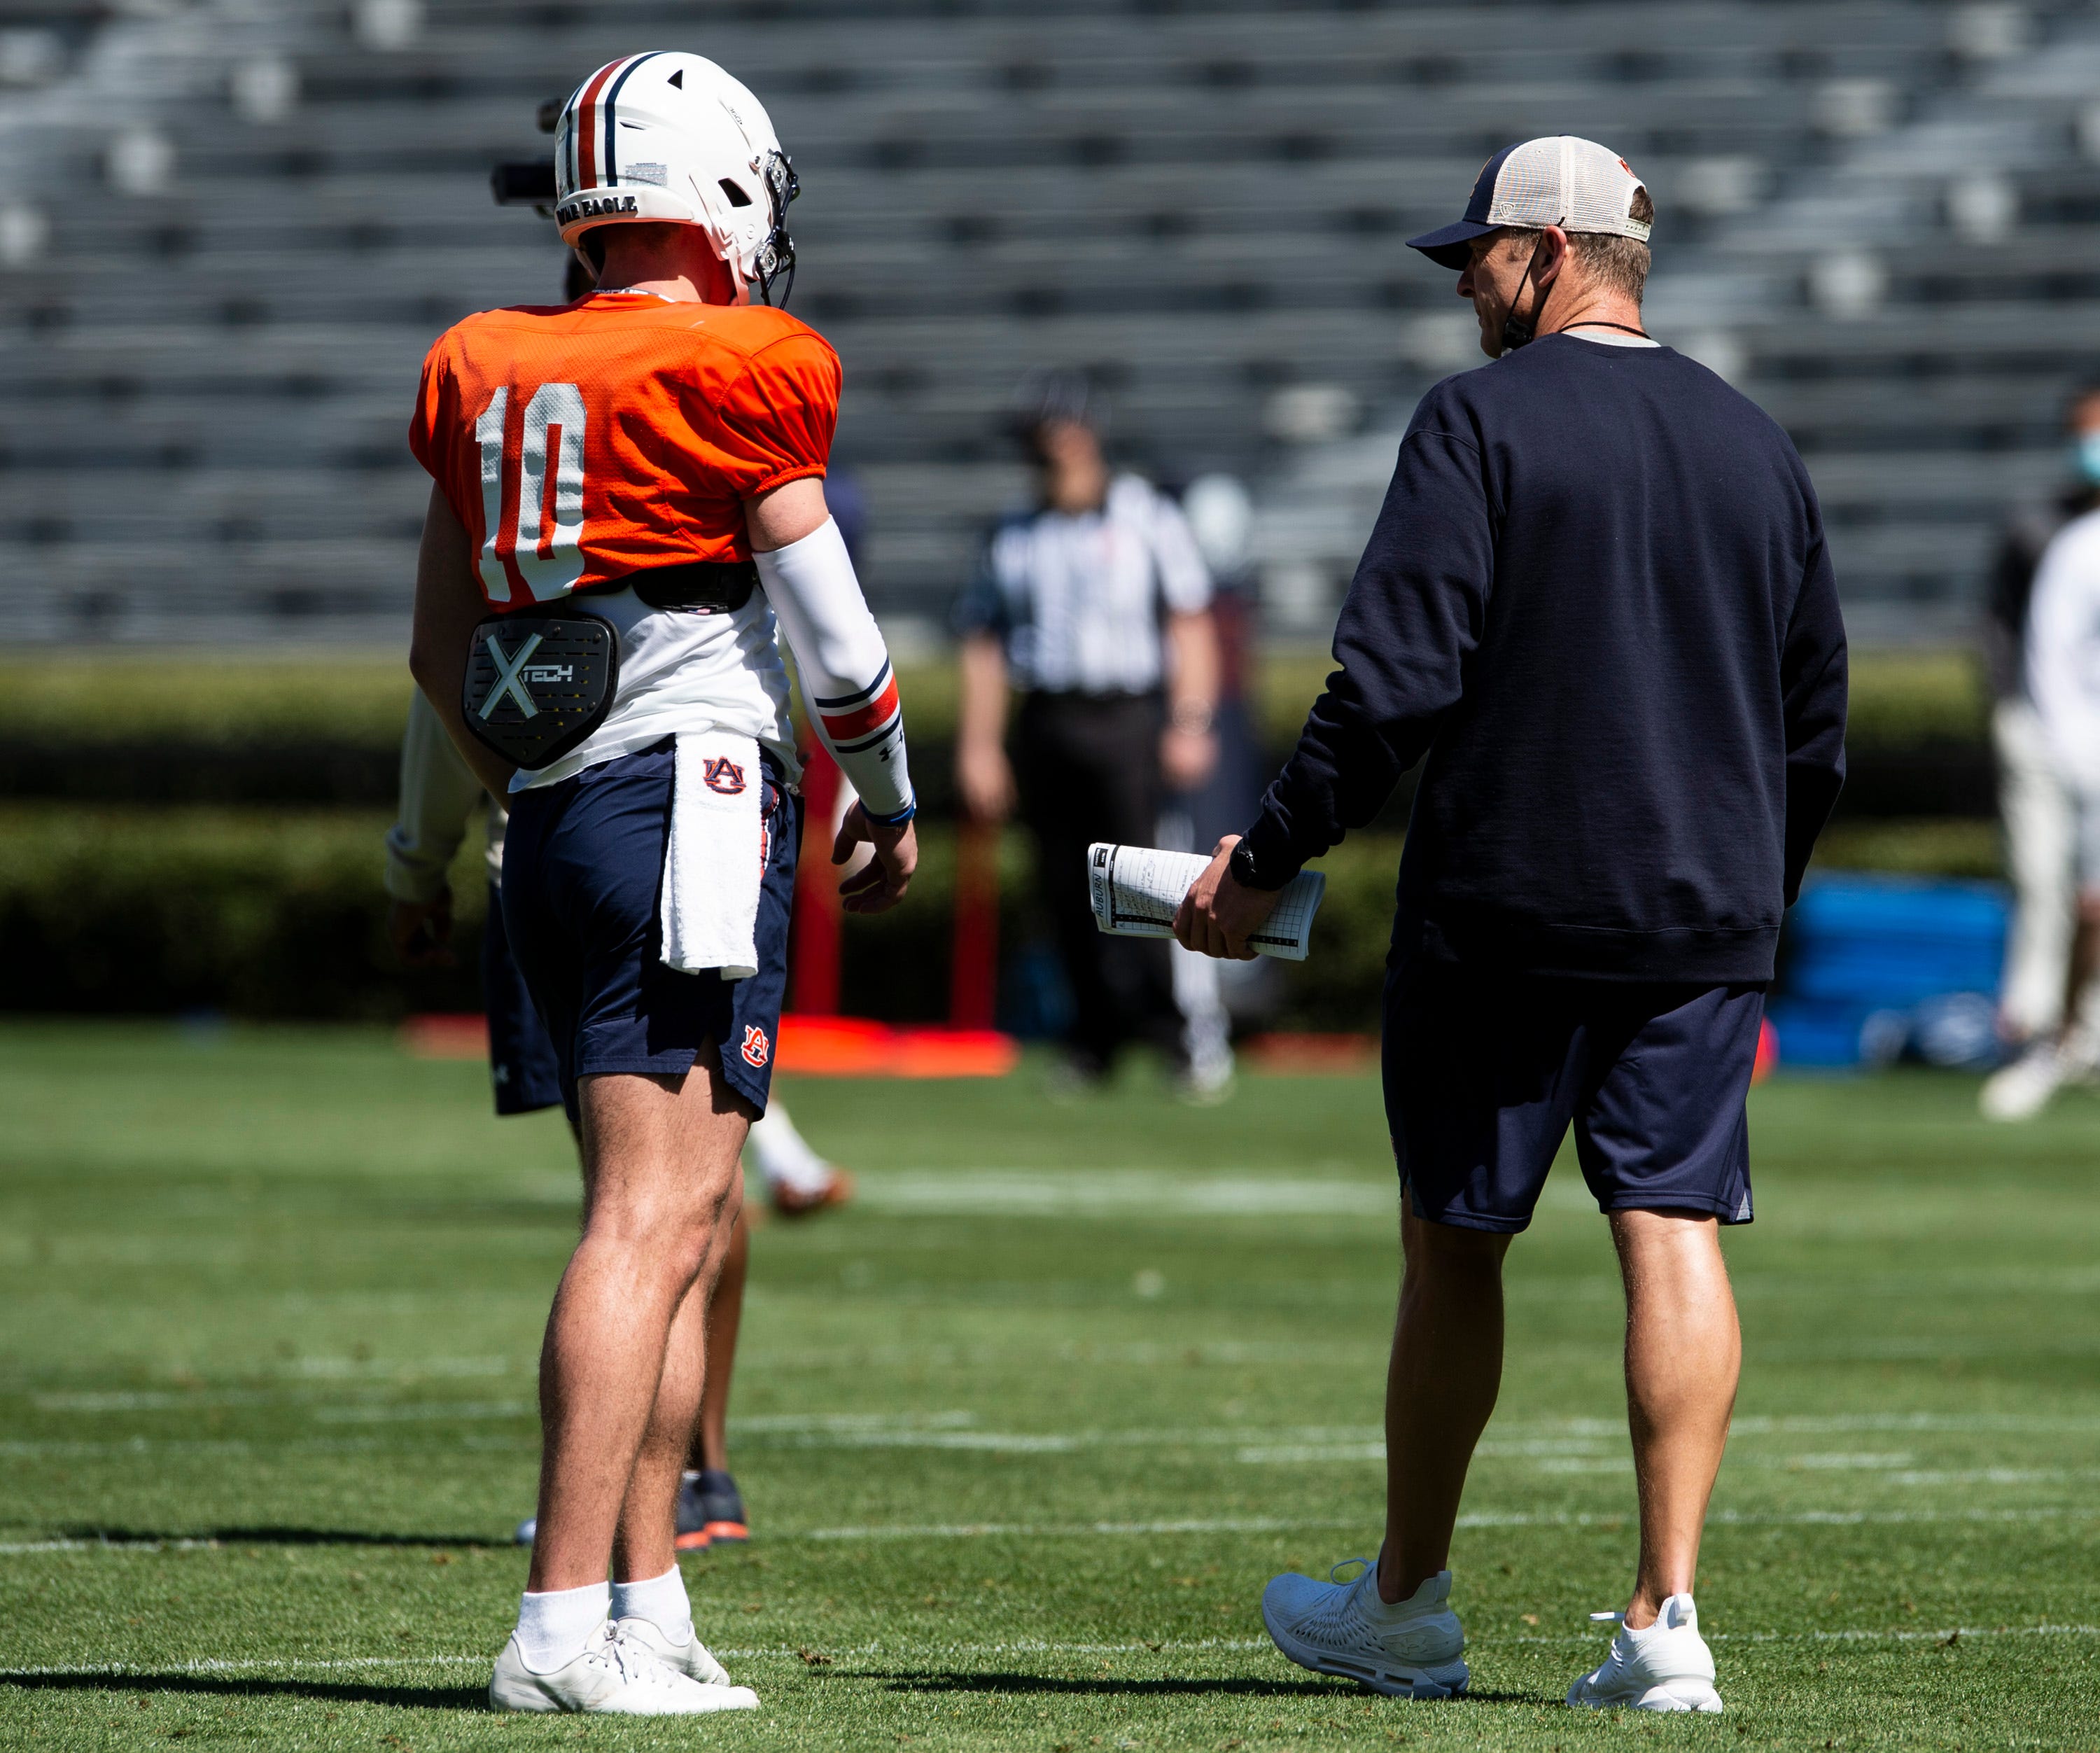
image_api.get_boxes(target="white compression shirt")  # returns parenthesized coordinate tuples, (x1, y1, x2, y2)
(507, 515, 913, 820)
(510, 585, 797, 792)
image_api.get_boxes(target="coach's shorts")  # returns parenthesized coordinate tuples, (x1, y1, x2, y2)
(499, 739, 800, 1125)
(482, 878, 564, 1118)
(1382, 957, 1763, 1234)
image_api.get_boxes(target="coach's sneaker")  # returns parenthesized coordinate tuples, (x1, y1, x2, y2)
(676, 1467, 749, 1551)
(1566, 1595, 1722, 1714)
(1261, 1560, 1469, 1699)
(615, 1614, 738, 1689)
(489, 1621, 759, 1714)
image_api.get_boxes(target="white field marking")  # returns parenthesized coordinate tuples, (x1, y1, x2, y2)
(1782, 1452, 1918, 1470)
(0, 1435, 535, 1459)
(6, 1625, 2099, 1682)
(1760, 1335, 2100, 1360)
(0, 1539, 227, 1556)
(794, 1504, 2100, 1542)
(284, 1355, 511, 1379)
(310, 1401, 532, 1423)
(1236, 1444, 1387, 1465)
(31, 1391, 280, 1413)
(853, 1172, 1394, 1219)
(1493, 1412, 2100, 1439)
(734, 1339, 1380, 1373)
(730, 1411, 978, 1433)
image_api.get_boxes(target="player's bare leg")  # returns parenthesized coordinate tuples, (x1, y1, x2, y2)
(528, 1060, 750, 1595)
(612, 1199, 743, 1584)
(1611, 1209, 1739, 1628)
(1377, 1208, 1511, 1602)
(692, 1215, 746, 1475)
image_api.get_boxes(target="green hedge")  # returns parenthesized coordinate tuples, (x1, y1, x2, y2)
(0, 804, 2001, 1027)
(0, 801, 1406, 1029)
(4, 649, 1990, 755)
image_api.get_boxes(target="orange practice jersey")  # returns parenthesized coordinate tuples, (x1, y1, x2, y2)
(409, 292, 840, 612)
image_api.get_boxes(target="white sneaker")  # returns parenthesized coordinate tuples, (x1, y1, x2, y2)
(615, 1615, 736, 1689)
(1981, 1043, 2064, 1121)
(1566, 1595, 1722, 1713)
(512, 1516, 536, 1546)
(488, 1622, 760, 1714)
(1261, 1560, 1469, 1698)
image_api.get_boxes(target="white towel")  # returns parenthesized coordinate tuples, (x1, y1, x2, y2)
(660, 730, 763, 981)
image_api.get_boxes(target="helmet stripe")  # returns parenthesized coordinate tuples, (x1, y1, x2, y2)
(600, 50, 663, 189)
(573, 57, 624, 190)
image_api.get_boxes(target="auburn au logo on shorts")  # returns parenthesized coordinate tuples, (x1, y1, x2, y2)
(703, 757, 747, 795)
(741, 1024, 771, 1067)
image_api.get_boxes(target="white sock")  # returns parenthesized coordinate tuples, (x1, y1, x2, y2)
(610, 1565, 693, 1643)
(745, 1105, 833, 1195)
(514, 1580, 610, 1673)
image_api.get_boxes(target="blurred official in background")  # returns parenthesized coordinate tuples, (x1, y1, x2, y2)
(1978, 382, 2100, 1117)
(1180, 137, 1847, 1713)
(953, 374, 1228, 1094)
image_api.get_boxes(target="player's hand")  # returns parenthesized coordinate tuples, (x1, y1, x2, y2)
(388, 890, 457, 968)
(834, 802, 918, 914)
(1173, 835, 1276, 961)
(1161, 724, 1219, 795)
(956, 738, 1016, 824)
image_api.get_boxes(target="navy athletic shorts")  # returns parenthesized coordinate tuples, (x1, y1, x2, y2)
(482, 877, 564, 1118)
(498, 739, 800, 1126)
(1382, 956, 1762, 1234)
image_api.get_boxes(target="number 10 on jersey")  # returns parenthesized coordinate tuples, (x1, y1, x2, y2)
(474, 383, 587, 603)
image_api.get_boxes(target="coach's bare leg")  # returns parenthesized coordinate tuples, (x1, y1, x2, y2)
(528, 1059, 750, 1595)
(1377, 1206, 1513, 1603)
(1611, 1208, 1740, 1628)
(685, 1215, 748, 1475)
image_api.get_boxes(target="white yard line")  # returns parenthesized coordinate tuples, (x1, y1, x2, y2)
(795, 1504, 2100, 1541)
(5, 1623, 2097, 1683)
(8, 1502, 2094, 1560)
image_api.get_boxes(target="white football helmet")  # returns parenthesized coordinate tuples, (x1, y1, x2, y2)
(552, 52, 799, 305)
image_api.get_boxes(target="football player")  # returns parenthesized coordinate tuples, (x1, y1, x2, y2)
(405, 52, 916, 1715)
(384, 687, 854, 1558)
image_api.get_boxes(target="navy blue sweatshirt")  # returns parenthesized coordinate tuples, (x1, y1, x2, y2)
(1241, 335, 1848, 984)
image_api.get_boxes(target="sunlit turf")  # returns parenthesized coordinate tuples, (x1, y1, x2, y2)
(1, 1021, 2097, 1749)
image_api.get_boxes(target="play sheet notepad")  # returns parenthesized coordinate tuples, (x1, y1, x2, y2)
(1086, 844, 1326, 962)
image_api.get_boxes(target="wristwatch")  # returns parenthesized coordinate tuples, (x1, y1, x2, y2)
(1228, 837, 1280, 893)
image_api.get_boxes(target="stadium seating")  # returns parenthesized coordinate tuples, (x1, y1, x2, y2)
(0, 0, 2088, 643)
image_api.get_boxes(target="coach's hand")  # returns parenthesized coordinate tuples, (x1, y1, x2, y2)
(1174, 834, 1277, 961)
(835, 803, 918, 914)
(388, 890, 457, 969)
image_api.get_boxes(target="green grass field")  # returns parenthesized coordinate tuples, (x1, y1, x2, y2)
(2, 1025, 2097, 1751)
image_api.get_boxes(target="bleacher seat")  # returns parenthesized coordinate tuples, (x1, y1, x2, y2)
(0, 0, 2078, 644)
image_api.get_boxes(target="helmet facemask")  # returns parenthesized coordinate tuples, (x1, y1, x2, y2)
(752, 148, 799, 307)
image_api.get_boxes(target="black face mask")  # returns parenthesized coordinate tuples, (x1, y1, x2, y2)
(1495, 235, 1554, 355)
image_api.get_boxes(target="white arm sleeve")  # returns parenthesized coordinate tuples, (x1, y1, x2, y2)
(2026, 524, 2100, 795)
(756, 517, 916, 821)
(384, 690, 486, 903)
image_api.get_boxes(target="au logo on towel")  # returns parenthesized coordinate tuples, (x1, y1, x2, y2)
(703, 757, 747, 795)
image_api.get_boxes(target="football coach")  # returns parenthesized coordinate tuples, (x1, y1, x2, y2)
(1176, 137, 1847, 1712)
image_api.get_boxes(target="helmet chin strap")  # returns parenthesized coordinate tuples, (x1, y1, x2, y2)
(1495, 232, 1556, 355)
